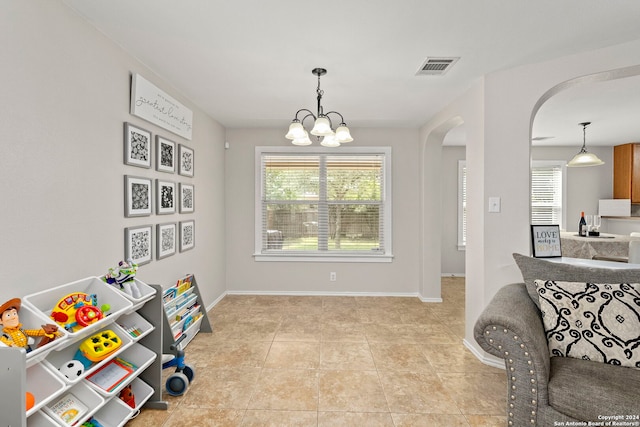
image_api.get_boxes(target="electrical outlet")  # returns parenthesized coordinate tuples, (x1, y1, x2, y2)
(330, 272, 337, 281)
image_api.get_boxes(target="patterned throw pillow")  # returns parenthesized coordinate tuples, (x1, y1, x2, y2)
(535, 280, 640, 369)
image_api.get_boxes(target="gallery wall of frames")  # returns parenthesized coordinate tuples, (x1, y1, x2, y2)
(122, 75, 196, 266)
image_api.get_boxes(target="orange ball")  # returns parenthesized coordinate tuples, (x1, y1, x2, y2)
(25, 392, 35, 411)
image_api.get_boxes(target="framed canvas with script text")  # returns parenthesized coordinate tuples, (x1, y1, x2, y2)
(130, 73, 193, 140)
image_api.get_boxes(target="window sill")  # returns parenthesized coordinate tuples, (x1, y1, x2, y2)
(254, 253, 394, 263)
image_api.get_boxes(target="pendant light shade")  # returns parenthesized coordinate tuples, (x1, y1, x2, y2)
(285, 121, 305, 140)
(285, 68, 353, 146)
(567, 122, 604, 167)
(310, 116, 332, 136)
(320, 133, 340, 147)
(335, 124, 353, 143)
(291, 131, 312, 146)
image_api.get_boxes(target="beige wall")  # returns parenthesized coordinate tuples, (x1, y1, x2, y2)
(0, 0, 227, 306)
(224, 128, 424, 296)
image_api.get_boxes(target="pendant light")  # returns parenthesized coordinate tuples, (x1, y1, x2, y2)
(567, 122, 604, 167)
(285, 68, 353, 147)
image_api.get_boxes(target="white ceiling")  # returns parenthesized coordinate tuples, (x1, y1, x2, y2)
(62, 0, 640, 146)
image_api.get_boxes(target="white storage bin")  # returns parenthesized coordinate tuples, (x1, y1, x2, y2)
(28, 410, 59, 427)
(115, 311, 154, 342)
(85, 343, 157, 397)
(100, 277, 156, 313)
(42, 381, 105, 426)
(1, 302, 70, 368)
(44, 325, 134, 386)
(91, 398, 134, 427)
(23, 277, 134, 343)
(128, 377, 154, 411)
(89, 377, 155, 427)
(26, 363, 66, 417)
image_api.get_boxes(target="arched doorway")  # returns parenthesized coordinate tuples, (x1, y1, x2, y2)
(530, 65, 640, 229)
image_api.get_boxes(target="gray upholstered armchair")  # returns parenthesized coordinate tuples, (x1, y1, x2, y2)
(474, 254, 640, 426)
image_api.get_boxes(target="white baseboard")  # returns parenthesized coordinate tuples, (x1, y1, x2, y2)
(206, 291, 228, 313)
(463, 338, 505, 370)
(224, 290, 421, 298)
(418, 296, 443, 303)
(441, 273, 466, 278)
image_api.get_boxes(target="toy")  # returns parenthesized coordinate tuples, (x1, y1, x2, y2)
(162, 333, 195, 396)
(118, 384, 136, 408)
(50, 293, 109, 332)
(0, 298, 60, 351)
(104, 259, 142, 299)
(74, 329, 122, 368)
(26, 392, 35, 411)
(82, 417, 104, 427)
(59, 360, 85, 380)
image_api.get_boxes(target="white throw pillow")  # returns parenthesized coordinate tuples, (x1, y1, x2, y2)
(535, 280, 640, 369)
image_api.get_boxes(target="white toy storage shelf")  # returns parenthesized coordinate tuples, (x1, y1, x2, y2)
(1, 276, 167, 427)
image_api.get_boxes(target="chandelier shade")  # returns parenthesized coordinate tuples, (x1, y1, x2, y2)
(285, 121, 305, 140)
(291, 131, 312, 146)
(285, 68, 352, 146)
(567, 122, 604, 167)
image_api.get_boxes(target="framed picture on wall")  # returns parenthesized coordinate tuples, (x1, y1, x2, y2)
(125, 224, 153, 265)
(531, 224, 562, 258)
(156, 179, 176, 215)
(179, 183, 194, 213)
(178, 144, 194, 177)
(179, 220, 195, 252)
(156, 222, 177, 259)
(156, 136, 176, 173)
(124, 122, 152, 168)
(124, 175, 152, 217)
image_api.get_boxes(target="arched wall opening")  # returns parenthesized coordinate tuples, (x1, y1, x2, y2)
(420, 115, 465, 303)
(529, 64, 640, 228)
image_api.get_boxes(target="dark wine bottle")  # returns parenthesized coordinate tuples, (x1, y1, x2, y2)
(579, 211, 587, 237)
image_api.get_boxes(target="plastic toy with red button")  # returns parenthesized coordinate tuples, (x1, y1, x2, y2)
(50, 293, 111, 332)
(73, 329, 122, 369)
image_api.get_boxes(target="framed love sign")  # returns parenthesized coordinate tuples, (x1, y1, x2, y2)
(531, 225, 562, 258)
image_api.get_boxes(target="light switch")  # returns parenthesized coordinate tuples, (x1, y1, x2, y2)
(488, 197, 501, 213)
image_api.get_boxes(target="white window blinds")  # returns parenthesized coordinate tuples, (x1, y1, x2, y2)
(257, 148, 392, 259)
(531, 161, 565, 229)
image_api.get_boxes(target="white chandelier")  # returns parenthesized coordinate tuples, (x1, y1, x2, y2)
(285, 68, 353, 147)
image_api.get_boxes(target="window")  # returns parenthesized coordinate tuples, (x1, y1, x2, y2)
(531, 160, 566, 229)
(255, 147, 392, 262)
(457, 160, 467, 250)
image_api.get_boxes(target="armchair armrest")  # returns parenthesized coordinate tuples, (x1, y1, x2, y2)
(474, 283, 551, 426)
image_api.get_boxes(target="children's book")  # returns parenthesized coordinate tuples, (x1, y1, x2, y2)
(45, 393, 88, 425)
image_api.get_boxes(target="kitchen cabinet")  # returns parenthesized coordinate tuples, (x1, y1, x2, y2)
(613, 142, 640, 203)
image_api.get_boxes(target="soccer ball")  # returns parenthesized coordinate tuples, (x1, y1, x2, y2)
(59, 360, 84, 380)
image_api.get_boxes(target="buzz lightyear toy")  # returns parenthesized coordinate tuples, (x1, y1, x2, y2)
(104, 259, 141, 299)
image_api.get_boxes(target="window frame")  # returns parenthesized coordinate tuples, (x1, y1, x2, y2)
(457, 160, 466, 250)
(254, 146, 393, 263)
(531, 160, 567, 230)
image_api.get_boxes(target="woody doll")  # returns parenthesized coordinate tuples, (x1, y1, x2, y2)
(0, 298, 59, 352)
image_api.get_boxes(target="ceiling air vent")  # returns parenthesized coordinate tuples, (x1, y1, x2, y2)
(416, 57, 460, 76)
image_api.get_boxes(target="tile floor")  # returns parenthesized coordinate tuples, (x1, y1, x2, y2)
(128, 277, 507, 426)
